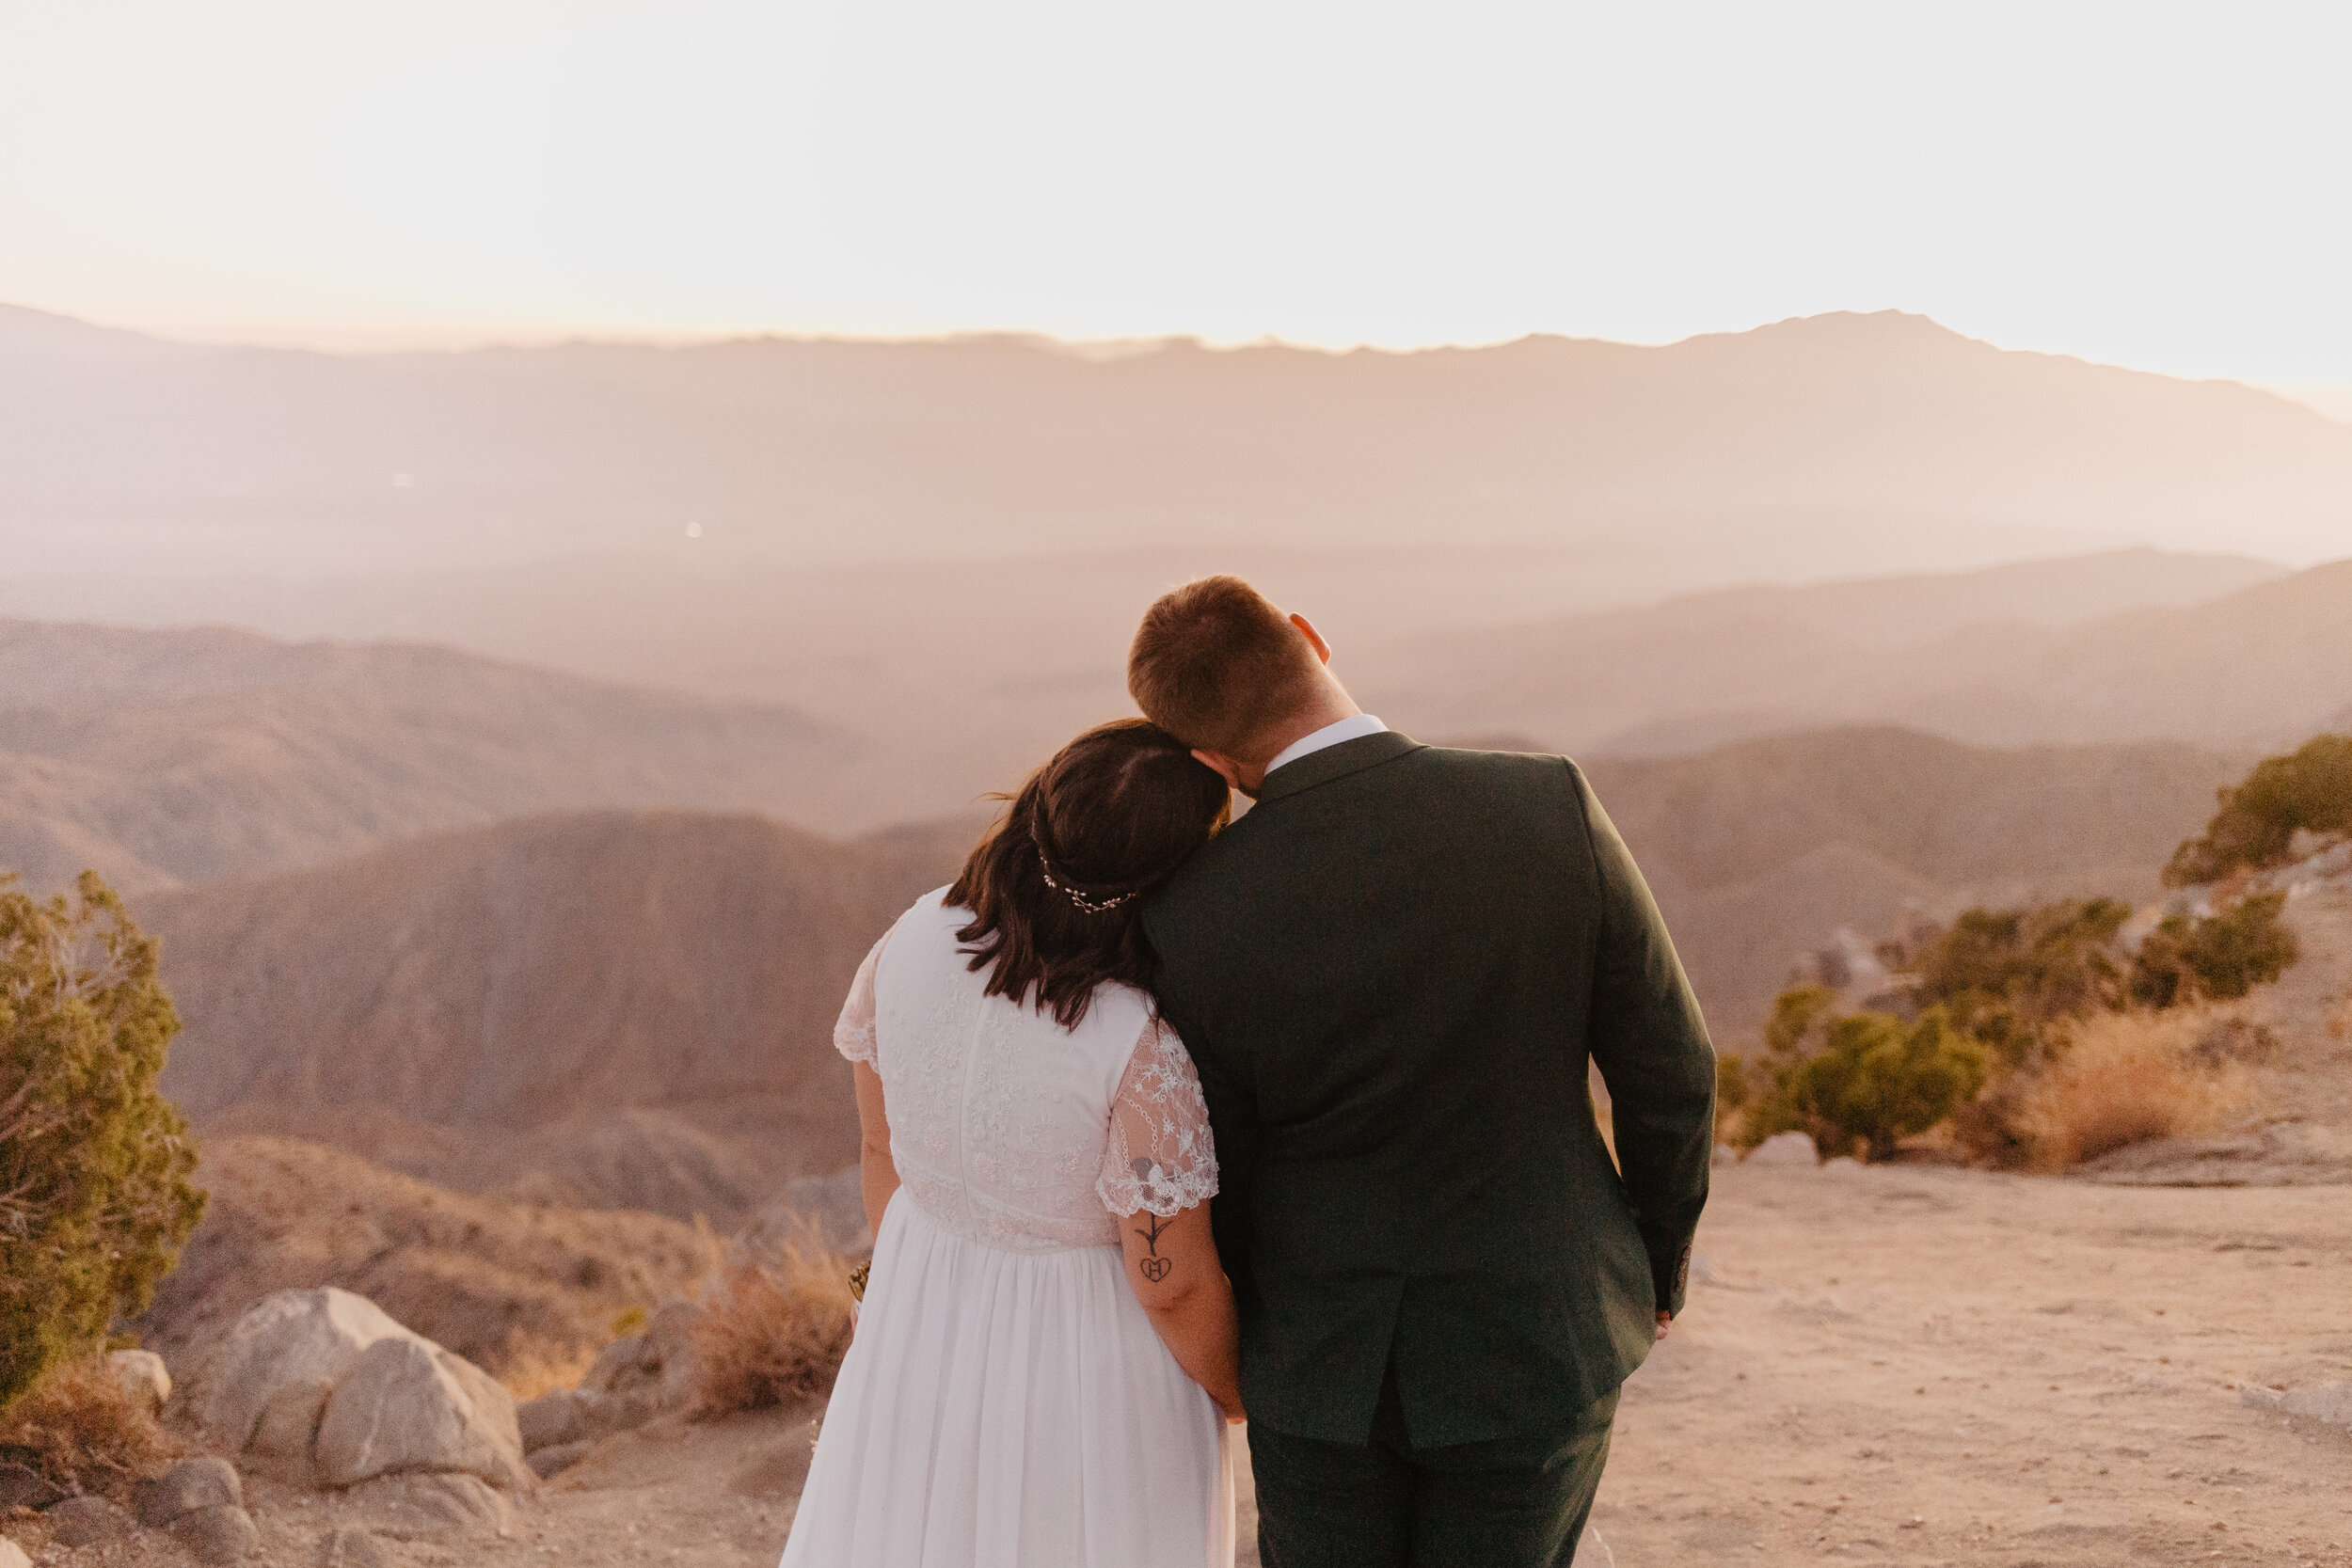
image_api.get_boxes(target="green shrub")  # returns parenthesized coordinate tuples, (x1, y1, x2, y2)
(1712, 1054, 1749, 1142)
(2165, 734, 2352, 886)
(1746, 1008, 1988, 1163)
(1908, 898, 2130, 1066)
(2130, 891, 2299, 1007)
(0, 873, 205, 1415)
(1762, 983, 1836, 1058)
(1725, 984, 1832, 1148)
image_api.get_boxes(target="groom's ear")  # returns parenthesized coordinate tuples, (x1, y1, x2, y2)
(1190, 749, 1246, 792)
(1291, 613, 1334, 666)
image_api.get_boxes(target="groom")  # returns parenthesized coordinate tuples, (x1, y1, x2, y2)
(1131, 578, 1716, 1567)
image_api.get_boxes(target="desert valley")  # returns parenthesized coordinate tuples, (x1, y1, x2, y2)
(6, 306, 2352, 1568)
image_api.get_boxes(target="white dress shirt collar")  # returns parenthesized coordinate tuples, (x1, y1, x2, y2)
(1263, 714, 1389, 779)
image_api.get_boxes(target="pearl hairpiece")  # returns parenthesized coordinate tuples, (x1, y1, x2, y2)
(1036, 856, 1140, 915)
(1030, 824, 1142, 915)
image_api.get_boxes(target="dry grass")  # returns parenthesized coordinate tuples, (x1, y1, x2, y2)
(689, 1238, 857, 1418)
(0, 1355, 181, 1501)
(2329, 998, 2352, 1040)
(2000, 1008, 2255, 1173)
(495, 1342, 607, 1402)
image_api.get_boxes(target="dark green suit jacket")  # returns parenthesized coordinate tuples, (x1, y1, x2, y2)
(1142, 732, 1715, 1449)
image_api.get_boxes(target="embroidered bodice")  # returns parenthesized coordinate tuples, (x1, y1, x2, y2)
(834, 889, 1218, 1253)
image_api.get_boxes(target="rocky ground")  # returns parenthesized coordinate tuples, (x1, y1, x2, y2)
(9, 1162, 2349, 1567)
(1589, 1164, 2352, 1567)
(2080, 874, 2352, 1188)
(134, 1137, 719, 1398)
(12, 873, 2348, 1567)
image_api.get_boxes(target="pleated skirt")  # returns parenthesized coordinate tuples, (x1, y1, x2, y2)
(779, 1190, 1234, 1568)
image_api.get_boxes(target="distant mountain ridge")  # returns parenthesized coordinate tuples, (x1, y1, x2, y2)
(1367, 555, 2352, 758)
(8, 303, 2351, 586)
(0, 547, 2304, 863)
(1579, 726, 2242, 1032)
(1, 547, 2318, 924)
(148, 809, 949, 1127)
(0, 618, 865, 890)
(143, 810, 972, 1219)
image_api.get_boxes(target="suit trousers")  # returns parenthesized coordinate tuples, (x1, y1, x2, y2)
(1248, 1366, 1619, 1568)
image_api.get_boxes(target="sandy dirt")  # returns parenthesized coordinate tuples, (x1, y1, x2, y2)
(15, 878, 2350, 1566)
(1591, 1164, 2352, 1567)
(10, 1163, 2349, 1567)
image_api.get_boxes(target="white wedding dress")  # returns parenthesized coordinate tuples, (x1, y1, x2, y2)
(778, 889, 1235, 1568)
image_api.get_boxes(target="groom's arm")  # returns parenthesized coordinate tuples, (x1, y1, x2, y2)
(1565, 759, 1717, 1320)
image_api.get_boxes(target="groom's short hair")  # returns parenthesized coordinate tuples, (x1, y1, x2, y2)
(1128, 576, 1325, 759)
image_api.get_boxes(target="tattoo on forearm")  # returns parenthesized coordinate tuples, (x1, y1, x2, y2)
(1134, 1212, 1172, 1282)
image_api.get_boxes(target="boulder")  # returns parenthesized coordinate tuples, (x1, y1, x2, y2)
(1745, 1132, 1820, 1166)
(516, 1388, 585, 1453)
(314, 1336, 532, 1490)
(107, 1349, 172, 1414)
(2247, 1382, 2352, 1425)
(645, 1303, 702, 1396)
(582, 1385, 668, 1439)
(199, 1288, 432, 1449)
(319, 1527, 389, 1567)
(0, 1535, 29, 1568)
(2281, 1384, 2352, 1424)
(44, 1495, 135, 1546)
(527, 1439, 595, 1481)
(246, 1377, 334, 1484)
(1821, 1155, 1864, 1173)
(135, 1456, 243, 1528)
(349, 1471, 518, 1538)
(171, 1504, 261, 1564)
(581, 1332, 655, 1394)
(580, 1307, 699, 1402)
(0, 1461, 60, 1511)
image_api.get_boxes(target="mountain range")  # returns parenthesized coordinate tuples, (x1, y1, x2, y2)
(144, 810, 972, 1221)
(7, 546, 2335, 863)
(8, 301, 2349, 1235)
(119, 724, 2237, 1227)
(8, 304, 2350, 589)
(0, 619, 861, 890)
(1581, 727, 2239, 1027)
(1362, 553, 2352, 758)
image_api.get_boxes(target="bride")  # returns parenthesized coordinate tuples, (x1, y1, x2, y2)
(779, 719, 1244, 1568)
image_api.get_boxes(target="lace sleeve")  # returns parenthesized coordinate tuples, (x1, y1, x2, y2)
(833, 933, 887, 1066)
(1097, 1018, 1219, 1218)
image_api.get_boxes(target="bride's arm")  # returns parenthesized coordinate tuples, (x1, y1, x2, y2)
(853, 1062, 899, 1240)
(1119, 1199, 1244, 1420)
(1101, 1018, 1244, 1421)
(834, 934, 898, 1241)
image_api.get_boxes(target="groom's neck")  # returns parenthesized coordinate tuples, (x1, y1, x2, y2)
(1237, 688, 1363, 792)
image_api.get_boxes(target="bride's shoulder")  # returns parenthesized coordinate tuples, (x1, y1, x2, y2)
(868, 889, 964, 964)
(898, 886, 965, 926)
(1081, 978, 1157, 1039)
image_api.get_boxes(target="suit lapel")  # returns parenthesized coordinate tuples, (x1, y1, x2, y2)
(1254, 731, 1422, 805)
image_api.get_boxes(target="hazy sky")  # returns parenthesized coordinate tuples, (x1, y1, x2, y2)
(5, 2, 2350, 388)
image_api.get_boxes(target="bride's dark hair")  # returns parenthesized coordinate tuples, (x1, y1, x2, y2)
(947, 719, 1231, 1027)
